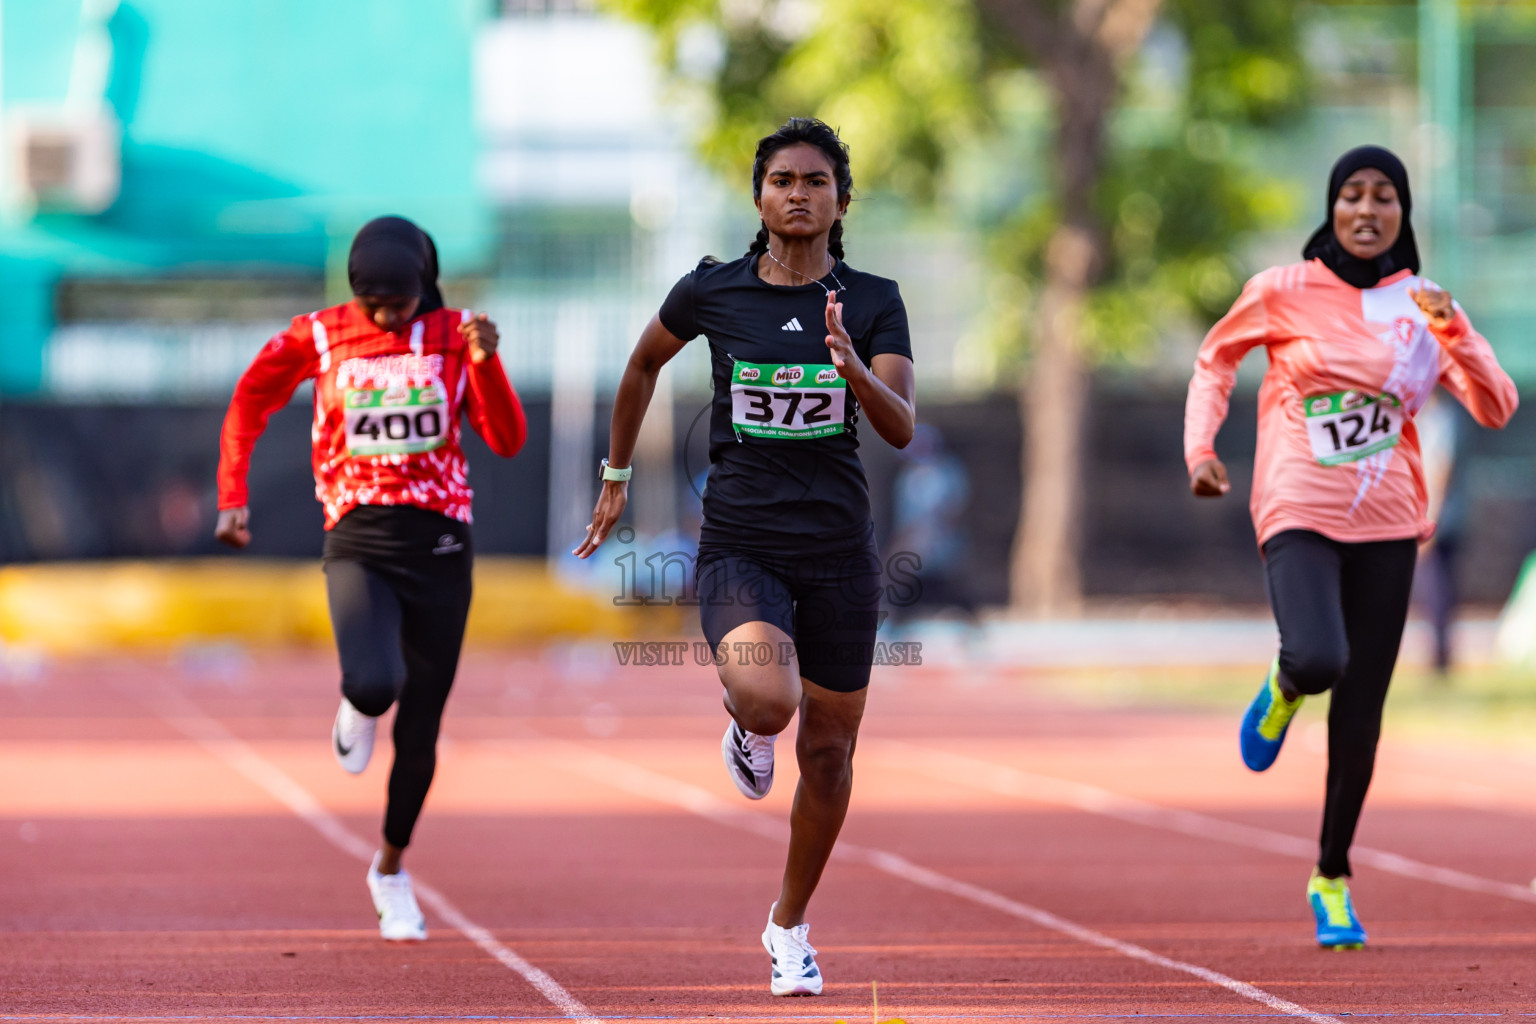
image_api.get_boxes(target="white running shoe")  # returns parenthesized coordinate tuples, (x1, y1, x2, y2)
(332, 698, 376, 774)
(366, 852, 426, 941)
(762, 903, 822, 996)
(722, 720, 775, 799)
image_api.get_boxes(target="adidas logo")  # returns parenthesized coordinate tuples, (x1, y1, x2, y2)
(781, 318, 804, 332)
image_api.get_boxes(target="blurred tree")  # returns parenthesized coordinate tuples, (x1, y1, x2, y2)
(607, 0, 1306, 613)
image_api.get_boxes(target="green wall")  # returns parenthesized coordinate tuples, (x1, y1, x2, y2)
(0, 0, 492, 392)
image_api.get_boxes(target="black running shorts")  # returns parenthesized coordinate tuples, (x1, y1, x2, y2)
(696, 540, 883, 693)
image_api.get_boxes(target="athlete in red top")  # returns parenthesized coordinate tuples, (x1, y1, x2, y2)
(216, 282, 524, 527)
(215, 216, 527, 942)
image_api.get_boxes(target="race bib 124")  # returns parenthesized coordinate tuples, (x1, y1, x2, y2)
(344, 383, 450, 456)
(1304, 390, 1403, 466)
(729, 361, 847, 440)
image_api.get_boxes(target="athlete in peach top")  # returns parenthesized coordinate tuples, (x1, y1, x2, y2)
(1183, 146, 1516, 950)
(1185, 256, 1516, 547)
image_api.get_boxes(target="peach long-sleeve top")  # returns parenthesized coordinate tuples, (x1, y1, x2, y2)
(1184, 260, 1517, 547)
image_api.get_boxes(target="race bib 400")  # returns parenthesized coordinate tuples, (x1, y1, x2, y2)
(1304, 390, 1403, 466)
(730, 361, 846, 440)
(344, 383, 450, 456)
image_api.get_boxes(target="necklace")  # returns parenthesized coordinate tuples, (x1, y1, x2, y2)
(764, 247, 846, 296)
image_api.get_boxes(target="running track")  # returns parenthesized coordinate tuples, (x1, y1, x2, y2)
(4, 647, 1536, 1022)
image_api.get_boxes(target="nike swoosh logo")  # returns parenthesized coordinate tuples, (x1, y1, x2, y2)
(336, 736, 354, 756)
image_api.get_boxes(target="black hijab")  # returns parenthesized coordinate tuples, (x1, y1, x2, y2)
(1302, 145, 1420, 289)
(347, 216, 445, 315)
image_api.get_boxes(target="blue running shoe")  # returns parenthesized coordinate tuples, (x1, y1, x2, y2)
(1307, 869, 1367, 949)
(1239, 659, 1303, 772)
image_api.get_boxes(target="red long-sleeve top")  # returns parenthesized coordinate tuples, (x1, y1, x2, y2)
(218, 302, 527, 528)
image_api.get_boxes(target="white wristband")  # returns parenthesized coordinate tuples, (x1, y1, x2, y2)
(600, 458, 632, 482)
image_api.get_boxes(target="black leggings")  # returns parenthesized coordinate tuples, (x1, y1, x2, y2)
(1263, 529, 1417, 878)
(324, 507, 473, 850)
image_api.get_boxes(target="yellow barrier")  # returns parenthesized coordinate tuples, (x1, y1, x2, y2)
(0, 558, 681, 653)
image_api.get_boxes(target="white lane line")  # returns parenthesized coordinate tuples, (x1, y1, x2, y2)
(547, 743, 1341, 1024)
(861, 851, 1335, 1023)
(147, 691, 601, 1024)
(881, 741, 1536, 906)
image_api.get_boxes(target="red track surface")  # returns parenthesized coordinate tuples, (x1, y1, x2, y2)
(4, 648, 1536, 1022)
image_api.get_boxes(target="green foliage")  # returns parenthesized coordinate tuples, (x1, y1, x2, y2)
(1168, 0, 1307, 124)
(1069, 0, 1307, 359)
(604, 0, 1311, 366)
(1093, 145, 1301, 351)
(607, 0, 986, 198)
(1086, 145, 1264, 360)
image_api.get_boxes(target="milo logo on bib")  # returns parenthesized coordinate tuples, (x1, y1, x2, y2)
(730, 360, 847, 440)
(1304, 390, 1403, 466)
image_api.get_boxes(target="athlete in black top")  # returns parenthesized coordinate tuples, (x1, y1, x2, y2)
(575, 118, 915, 997)
(659, 253, 910, 550)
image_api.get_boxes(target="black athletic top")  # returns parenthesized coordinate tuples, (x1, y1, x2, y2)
(658, 254, 912, 552)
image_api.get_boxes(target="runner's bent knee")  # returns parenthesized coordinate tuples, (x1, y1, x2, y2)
(721, 665, 799, 734)
(1280, 642, 1347, 696)
(341, 657, 407, 717)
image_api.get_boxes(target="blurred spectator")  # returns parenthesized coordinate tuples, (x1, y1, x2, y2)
(889, 423, 972, 618)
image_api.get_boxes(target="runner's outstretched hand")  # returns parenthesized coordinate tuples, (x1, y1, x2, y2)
(1410, 285, 1455, 330)
(574, 481, 628, 559)
(460, 313, 500, 363)
(215, 507, 251, 548)
(1190, 458, 1230, 498)
(824, 291, 862, 381)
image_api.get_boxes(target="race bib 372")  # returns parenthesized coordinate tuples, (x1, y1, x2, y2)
(729, 361, 847, 440)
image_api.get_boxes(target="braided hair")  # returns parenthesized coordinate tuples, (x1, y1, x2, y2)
(746, 118, 853, 261)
